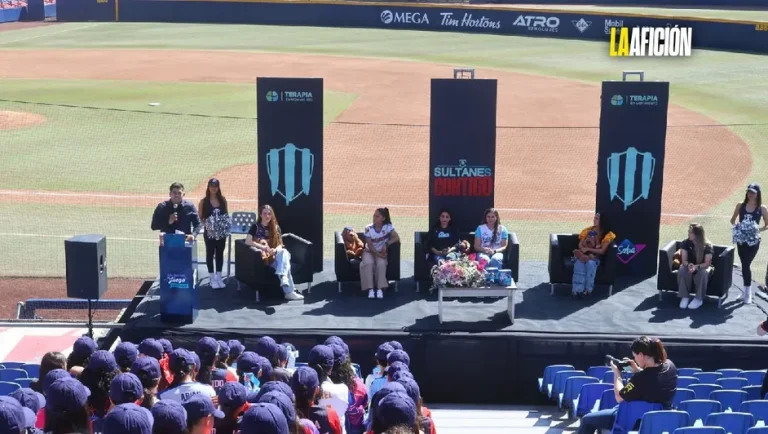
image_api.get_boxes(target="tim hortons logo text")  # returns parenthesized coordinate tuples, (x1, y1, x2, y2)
(433, 159, 493, 197)
(440, 12, 501, 29)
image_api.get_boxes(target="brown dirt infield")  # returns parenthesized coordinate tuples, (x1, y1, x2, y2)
(0, 110, 46, 130)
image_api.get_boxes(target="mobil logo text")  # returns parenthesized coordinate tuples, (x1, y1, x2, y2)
(513, 15, 559, 32)
(433, 159, 493, 197)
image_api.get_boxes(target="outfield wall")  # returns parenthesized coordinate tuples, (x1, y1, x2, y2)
(56, 0, 768, 54)
(472, 0, 768, 8)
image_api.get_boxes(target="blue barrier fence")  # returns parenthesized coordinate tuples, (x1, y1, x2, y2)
(55, 0, 768, 54)
(472, 0, 768, 7)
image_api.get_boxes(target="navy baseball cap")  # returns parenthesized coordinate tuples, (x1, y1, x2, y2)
(386, 361, 409, 378)
(218, 381, 247, 409)
(208, 178, 220, 186)
(110, 373, 144, 405)
(42, 369, 70, 395)
(748, 183, 762, 193)
(258, 391, 296, 424)
(377, 392, 417, 429)
(114, 342, 139, 370)
(103, 403, 154, 434)
(181, 394, 224, 421)
(252, 381, 295, 403)
(324, 336, 349, 355)
(72, 336, 97, 359)
(157, 339, 173, 355)
(0, 395, 32, 432)
(388, 341, 403, 351)
(10, 388, 45, 415)
(391, 370, 414, 382)
(255, 336, 279, 361)
(130, 356, 161, 381)
(237, 351, 261, 375)
(151, 400, 187, 434)
(197, 337, 220, 358)
(138, 339, 164, 361)
(256, 356, 274, 381)
(307, 345, 334, 370)
(240, 403, 289, 434)
(218, 340, 230, 360)
(329, 344, 346, 368)
(87, 350, 119, 372)
(169, 348, 196, 372)
(46, 377, 90, 412)
(291, 366, 319, 401)
(395, 377, 421, 404)
(276, 344, 289, 363)
(228, 340, 245, 359)
(191, 352, 201, 371)
(387, 349, 410, 366)
(376, 343, 395, 362)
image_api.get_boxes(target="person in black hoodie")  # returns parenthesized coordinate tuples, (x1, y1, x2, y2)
(426, 209, 460, 264)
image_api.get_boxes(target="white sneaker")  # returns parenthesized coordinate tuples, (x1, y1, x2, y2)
(285, 291, 304, 301)
(368, 289, 375, 299)
(744, 286, 753, 304)
(688, 298, 703, 310)
(679, 297, 690, 309)
(210, 275, 221, 289)
(215, 273, 225, 289)
(376, 289, 384, 299)
(280, 274, 290, 288)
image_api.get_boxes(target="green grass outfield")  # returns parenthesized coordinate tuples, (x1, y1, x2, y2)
(0, 23, 766, 279)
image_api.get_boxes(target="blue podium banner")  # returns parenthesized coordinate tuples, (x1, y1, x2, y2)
(159, 234, 198, 323)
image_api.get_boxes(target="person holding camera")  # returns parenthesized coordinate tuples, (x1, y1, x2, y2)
(577, 336, 677, 434)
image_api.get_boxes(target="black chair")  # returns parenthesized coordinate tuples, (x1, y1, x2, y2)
(548, 233, 618, 296)
(657, 240, 734, 307)
(234, 234, 313, 301)
(334, 231, 400, 293)
(413, 231, 520, 292)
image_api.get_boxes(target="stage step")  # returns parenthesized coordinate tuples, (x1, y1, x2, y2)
(429, 405, 578, 434)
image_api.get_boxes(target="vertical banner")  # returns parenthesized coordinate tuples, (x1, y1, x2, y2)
(257, 78, 323, 272)
(429, 79, 497, 233)
(595, 81, 669, 278)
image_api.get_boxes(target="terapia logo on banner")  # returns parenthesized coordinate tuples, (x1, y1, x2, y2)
(266, 143, 315, 206)
(607, 147, 656, 211)
(616, 239, 646, 264)
(265, 90, 314, 103)
(433, 159, 493, 197)
(610, 94, 659, 107)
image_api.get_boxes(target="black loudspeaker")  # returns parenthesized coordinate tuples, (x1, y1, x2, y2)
(65, 234, 107, 300)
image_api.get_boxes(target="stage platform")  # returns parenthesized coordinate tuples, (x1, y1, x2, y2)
(119, 260, 768, 404)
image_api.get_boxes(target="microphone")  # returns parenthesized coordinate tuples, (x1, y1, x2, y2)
(172, 203, 179, 226)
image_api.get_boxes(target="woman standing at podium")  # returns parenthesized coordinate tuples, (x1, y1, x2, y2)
(198, 178, 231, 290)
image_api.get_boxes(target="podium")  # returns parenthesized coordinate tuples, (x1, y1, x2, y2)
(159, 234, 199, 324)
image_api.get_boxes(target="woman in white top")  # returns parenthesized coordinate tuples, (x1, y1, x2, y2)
(473, 208, 509, 270)
(361, 207, 400, 299)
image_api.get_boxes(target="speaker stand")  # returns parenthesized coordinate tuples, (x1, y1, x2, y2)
(86, 299, 94, 339)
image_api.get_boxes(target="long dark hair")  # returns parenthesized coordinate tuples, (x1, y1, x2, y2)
(44, 404, 91, 434)
(329, 357, 357, 392)
(196, 353, 217, 386)
(79, 367, 121, 418)
(630, 336, 668, 364)
(257, 204, 281, 248)
(31, 351, 67, 394)
(66, 352, 91, 372)
(431, 208, 453, 231)
(201, 181, 228, 219)
(375, 207, 392, 227)
(744, 185, 763, 208)
(482, 208, 501, 244)
(308, 363, 328, 404)
(169, 361, 194, 389)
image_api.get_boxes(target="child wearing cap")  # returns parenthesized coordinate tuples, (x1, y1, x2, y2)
(240, 402, 290, 434)
(327, 343, 368, 434)
(131, 357, 162, 410)
(103, 403, 154, 434)
(214, 382, 250, 434)
(292, 366, 343, 434)
(110, 373, 145, 407)
(34, 368, 71, 429)
(181, 394, 224, 434)
(151, 400, 188, 434)
(309, 345, 349, 432)
(159, 349, 217, 404)
(395, 378, 435, 434)
(372, 392, 419, 434)
(226, 339, 245, 376)
(30, 351, 67, 396)
(44, 378, 92, 434)
(196, 337, 238, 394)
(115, 342, 139, 373)
(67, 336, 97, 376)
(79, 350, 122, 431)
(0, 395, 34, 434)
(367, 343, 394, 405)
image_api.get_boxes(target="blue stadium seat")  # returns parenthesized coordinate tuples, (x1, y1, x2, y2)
(705, 412, 755, 434)
(743, 387, 763, 402)
(696, 373, 725, 384)
(0, 382, 20, 395)
(611, 401, 663, 434)
(576, 383, 613, 417)
(20, 364, 39, 379)
(588, 366, 611, 381)
(552, 370, 585, 401)
(740, 372, 767, 387)
(679, 400, 722, 426)
(718, 379, 750, 391)
(710, 390, 748, 412)
(679, 368, 704, 377)
(739, 401, 768, 426)
(605, 371, 616, 383)
(0, 369, 27, 382)
(539, 365, 575, 395)
(691, 384, 724, 400)
(637, 410, 690, 434)
(0, 363, 24, 370)
(674, 389, 697, 409)
(718, 370, 744, 379)
(601, 388, 619, 411)
(560, 376, 599, 411)
(674, 428, 726, 434)
(679, 377, 702, 389)
(13, 378, 35, 388)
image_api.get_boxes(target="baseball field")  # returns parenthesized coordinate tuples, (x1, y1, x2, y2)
(0, 17, 766, 318)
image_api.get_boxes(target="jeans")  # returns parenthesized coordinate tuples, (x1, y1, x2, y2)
(577, 407, 617, 434)
(269, 248, 294, 294)
(573, 259, 599, 294)
(477, 252, 504, 269)
(204, 236, 226, 273)
(737, 242, 760, 286)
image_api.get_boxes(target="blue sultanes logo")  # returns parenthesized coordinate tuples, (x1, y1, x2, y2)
(607, 147, 655, 210)
(616, 239, 646, 264)
(266, 91, 279, 102)
(267, 143, 315, 206)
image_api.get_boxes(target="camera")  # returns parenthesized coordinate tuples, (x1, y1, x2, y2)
(606, 355, 631, 370)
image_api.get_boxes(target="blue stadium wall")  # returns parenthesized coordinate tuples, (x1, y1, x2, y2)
(56, 0, 768, 54)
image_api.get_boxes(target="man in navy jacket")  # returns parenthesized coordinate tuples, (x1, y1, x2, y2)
(151, 182, 202, 240)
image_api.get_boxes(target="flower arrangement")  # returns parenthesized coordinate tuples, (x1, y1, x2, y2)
(733, 219, 760, 246)
(430, 255, 486, 289)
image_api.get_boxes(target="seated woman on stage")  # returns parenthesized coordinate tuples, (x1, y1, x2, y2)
(361, 207, 400, 300)
(473, 208, 508, 269)
(677, 223, 714, 310)
(426, 208, 460, 264)
(245, 205, 304, 301)
(572, 212, 615, 297)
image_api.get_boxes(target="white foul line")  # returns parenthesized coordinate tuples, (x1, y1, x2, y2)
(0, 23, 104, 45)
